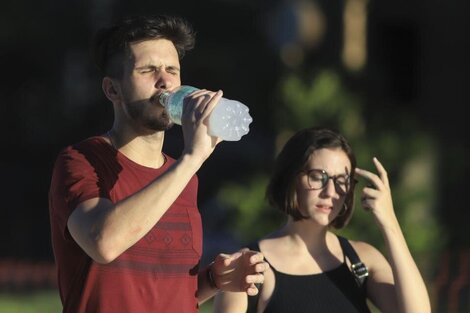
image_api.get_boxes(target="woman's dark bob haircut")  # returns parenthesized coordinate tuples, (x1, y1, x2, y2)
(266, 127, 357, 229)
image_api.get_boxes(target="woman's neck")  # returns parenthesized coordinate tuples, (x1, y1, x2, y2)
(280, 219, 332, 253)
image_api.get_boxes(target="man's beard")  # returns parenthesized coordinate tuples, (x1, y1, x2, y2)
(126, 98, 174, 131)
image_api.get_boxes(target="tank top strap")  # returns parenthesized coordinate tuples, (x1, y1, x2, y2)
(246, 241, 280, 313)
(247, 241, 277, 271)
(246, 241, 260, 252)
(336, 235, 369, 288)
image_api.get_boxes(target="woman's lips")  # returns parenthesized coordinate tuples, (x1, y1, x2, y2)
(316, 205, 333, 213)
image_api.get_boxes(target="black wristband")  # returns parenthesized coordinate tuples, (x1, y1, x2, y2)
(206, 262, 219, 290)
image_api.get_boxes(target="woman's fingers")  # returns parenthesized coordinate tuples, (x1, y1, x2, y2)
(355, 167, 381, 190)
(355, 157, 390, 191)
(372, 157, 389, 188)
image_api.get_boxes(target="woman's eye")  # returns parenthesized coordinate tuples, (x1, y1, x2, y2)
(310, 175, 324, 181)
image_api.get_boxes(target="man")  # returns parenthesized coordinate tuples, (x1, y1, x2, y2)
(49, 15, 266, 313)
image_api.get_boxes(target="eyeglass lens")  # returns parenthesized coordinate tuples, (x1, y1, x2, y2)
(307, 169, 350, 194)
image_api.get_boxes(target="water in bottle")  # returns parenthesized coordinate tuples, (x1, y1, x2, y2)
(159, 85, 253, 141)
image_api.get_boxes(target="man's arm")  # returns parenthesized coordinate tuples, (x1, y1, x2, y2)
(197, 249, 268, 304)
(68, 153, 204, 263)
(67, 90, 223, 264)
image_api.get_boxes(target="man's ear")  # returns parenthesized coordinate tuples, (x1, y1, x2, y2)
(102, 77, 120, 102)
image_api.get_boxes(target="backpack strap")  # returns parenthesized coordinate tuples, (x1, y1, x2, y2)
(337, 235, 369, 287)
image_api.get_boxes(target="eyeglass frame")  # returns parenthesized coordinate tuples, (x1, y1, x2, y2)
(300, 168, 355, 195)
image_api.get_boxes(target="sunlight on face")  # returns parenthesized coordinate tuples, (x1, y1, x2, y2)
(306, 148, 351, 180)
(296, 148, 352, 226)
(119, 39, 181, 131)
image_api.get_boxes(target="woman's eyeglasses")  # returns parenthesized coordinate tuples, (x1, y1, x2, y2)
(302, 169, 352, 195)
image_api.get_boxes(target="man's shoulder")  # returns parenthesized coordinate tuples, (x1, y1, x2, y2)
(59, 135, 108, 155)
(71, 135, 107, 149)
(52, 135, 110, 168)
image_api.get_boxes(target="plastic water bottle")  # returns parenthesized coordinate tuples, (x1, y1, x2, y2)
(159, 85, 253, 141)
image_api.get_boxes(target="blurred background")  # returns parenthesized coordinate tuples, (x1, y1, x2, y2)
(1, 0, 469, 312)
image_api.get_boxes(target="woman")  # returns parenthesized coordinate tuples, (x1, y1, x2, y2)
(214, 127, 430, 313)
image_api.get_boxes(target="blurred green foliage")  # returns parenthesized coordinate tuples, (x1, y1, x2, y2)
(0, 290, 61, 313)
(0, 290, 213, 313)
(217, 69, 443, 280)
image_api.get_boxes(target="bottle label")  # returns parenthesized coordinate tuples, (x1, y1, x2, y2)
(166, 86, 199, 124)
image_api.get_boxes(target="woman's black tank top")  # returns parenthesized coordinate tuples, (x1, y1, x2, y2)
(247, 237, 371, 313)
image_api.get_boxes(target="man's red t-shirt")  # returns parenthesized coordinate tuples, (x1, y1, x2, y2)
(49, 137, 202, 313)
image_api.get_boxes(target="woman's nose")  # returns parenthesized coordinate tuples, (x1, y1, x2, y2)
(324, 178, 337, 196)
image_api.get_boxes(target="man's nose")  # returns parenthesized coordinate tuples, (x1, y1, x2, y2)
(154, 72, 173, 90)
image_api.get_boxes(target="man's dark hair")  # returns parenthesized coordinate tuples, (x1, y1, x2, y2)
(92, 15, 196, 78)
(266, 127, 357, 229)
